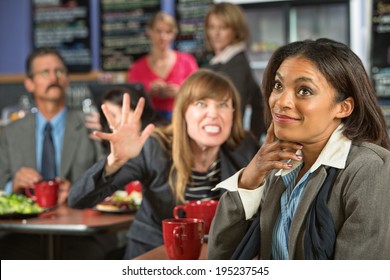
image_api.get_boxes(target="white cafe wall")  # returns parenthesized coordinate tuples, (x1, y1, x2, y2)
(214, 0, 373, 71)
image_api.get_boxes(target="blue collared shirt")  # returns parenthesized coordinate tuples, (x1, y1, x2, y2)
(271, 163, 311, 259)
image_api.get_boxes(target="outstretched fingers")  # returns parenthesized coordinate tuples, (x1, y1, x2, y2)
(130, 97, 145, 124)
(139, 123, 155, 145)
(101, 103, 117, 130)
(93, 130, 112, 141)
(121, 93, 131, 125)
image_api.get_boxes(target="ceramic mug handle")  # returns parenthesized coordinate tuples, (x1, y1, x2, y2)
(25, 187, 37, 201)
(173, 205, 186, 219)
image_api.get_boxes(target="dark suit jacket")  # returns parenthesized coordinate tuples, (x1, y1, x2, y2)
(68, 133, 259, 259)
(204, 52, 266, 141)
(0, 110, 104, 188)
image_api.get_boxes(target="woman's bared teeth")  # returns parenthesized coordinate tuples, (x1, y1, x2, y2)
(204, 125, 220, 133)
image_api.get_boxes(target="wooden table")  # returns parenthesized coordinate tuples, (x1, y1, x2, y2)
(0, 204, 135, 259)
(133, 243, 208, 260)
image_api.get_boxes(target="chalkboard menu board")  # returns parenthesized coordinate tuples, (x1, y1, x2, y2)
(100, 0, 160, 72)
(371, 0, 390, 98)
(32, 0, 92, 73)
(371, 0, 390, 131)
(175, 0, 213, 66)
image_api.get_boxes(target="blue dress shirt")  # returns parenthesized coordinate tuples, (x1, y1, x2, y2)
(271, 163, 312, 259)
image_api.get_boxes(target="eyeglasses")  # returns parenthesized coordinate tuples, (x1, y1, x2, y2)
(30, 68, 67, 79)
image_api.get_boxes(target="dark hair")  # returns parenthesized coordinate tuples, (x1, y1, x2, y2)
(101, 86, 138, 111)
(262, 38, 390, 149)
(26, 47, 66, 77)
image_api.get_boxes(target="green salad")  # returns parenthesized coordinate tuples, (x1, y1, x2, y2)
(0, 193, 43, 215)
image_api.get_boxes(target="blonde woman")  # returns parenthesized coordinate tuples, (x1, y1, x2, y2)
(128, 11, 198, 120)
(69, 69, 259, 259)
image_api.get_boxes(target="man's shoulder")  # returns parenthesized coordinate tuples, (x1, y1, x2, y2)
(66, 108, 83, 118)
(3, 113, 35, 132)
(65, 109, 86, 125)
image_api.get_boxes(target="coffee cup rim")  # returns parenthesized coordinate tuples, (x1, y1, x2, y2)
(185, 200, 218, 205)
(163, 218, 204, 225)
(34, 180, 58, 186)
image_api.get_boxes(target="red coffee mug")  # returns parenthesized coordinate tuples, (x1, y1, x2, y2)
(162, 218, 204, 260)
(173, 200, 218, 234)
(25, 180, 59, 208)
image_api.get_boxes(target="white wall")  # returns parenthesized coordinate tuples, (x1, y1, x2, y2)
(214, 0, 372, 70)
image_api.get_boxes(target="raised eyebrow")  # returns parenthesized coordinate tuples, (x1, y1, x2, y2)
(295, 77, 314, 84)
(275, 72, 283, 81)
(275, 72, 314, 85)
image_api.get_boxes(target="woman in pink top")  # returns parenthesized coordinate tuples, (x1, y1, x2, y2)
(128, 12, 198, 120)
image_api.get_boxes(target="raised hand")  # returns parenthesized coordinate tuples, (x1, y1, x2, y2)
(93, 93, 155, 175)
(238, 122, 303, 190)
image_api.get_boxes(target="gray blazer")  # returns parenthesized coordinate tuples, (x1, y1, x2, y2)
(0, 110, 104, 188)
(208, 142, 390, 259)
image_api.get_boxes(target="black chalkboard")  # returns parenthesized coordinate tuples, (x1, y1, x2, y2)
(174, 0, 213, 67)
(31, 0, 92, 73)
(371, 0, 390, 69)
(371, 0, 390, 98)
(100, 0, 160, 72)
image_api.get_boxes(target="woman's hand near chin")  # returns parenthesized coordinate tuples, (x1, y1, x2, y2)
(239, 122, 303, 190)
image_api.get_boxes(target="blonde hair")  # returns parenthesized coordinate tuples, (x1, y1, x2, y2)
(204, 2, 249, 50)
(147, 11, 178, 36)
(154, 69, 244, 203)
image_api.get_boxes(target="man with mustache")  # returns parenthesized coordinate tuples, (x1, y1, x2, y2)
(0, 48, 113, 259)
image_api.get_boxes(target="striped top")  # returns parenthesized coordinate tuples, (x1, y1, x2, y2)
(185, 159, 222, 201)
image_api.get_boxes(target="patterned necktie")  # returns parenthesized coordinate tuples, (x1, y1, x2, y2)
(41, 122, 56, 180)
